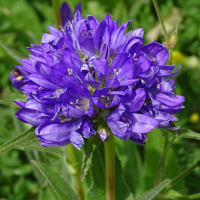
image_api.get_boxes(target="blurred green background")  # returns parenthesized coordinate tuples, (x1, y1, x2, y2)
(0, 0, 200, 199)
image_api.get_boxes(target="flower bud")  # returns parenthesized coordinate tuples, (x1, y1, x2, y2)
(164, 20, 181, 49)
(98, 129, 109, 142)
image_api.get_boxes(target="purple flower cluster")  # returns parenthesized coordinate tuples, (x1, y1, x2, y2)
(10, 12, 185, 149)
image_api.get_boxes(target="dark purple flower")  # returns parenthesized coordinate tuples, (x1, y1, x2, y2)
(10, 12, 184, 149)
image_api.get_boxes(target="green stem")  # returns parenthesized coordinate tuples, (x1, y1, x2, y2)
(155, 135, 176, 186)
(169, 48, 173, 65)
(162, 160, 200, 193)
(152, 0, 169, 41)
(163, 131, 168, 152)
(66, 144, 84, 200)
(161, 131, 168, 181)
(51, 0, 62, 29)
(104, 131, 115, 200)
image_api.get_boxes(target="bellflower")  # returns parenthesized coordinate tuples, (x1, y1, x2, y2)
(10, 11, 185, 149)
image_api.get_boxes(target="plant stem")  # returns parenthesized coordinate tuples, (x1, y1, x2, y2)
(104, 131, 115, 200)
(152, 0, 169, 41)
(162, 160, 200, 193)
(169, 48, 173, 65)
(66, 144, 84, 200)
(155, 135, 176, 186)
(51, 0, 62, 30)
(161, 131, 168, 181)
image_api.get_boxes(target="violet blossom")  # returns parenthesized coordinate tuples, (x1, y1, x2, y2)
(10, 11, 185, 149)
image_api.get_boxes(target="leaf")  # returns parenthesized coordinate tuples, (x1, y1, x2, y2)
(164, 149, 185, 190)
(86, 143, 134, 200)
(81, 135, 101, 181)
(32, 161, 79, 200)
(0, 126, 64, 157)
(136, 179, 171, 200)
(86, 144, 106, 200)
(0, 127, 36, 153)
(2, 0, 43, 41)
(0, 41, 23, 63)
(0, 99, 19, 107)
(175, 129, 200, 140)
(115, 154, 134, 200)
(144, 129, 164, 191)
(115, 138, 144, 198)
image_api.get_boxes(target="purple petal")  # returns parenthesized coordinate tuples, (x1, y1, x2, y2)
(28, 74, 61, 90)
(62, 103, 85, 119)
(107, 103, 126, 121)
(152, 92, 185, 107)
(123, 112, 159, 134)
(94, 20, 107, 50)
(70, 130, 84, 150)
(73, 10, 83, 28)
(123, 19, 132, 30)
(61, 2, 72, 26)
(35, 120, 72, 146)
(110, 25, 125, 56)
(132, 28, 144, 38)
(107, 120, 129, 139)
(16, 108, 53, 126)
(75, 2, 82, 14)
(20, 59, 37, 73)
(142, 41, 169, 65)
(25, 99, 54, 113)
(123, 37, 143, 57)
(133, 53, 151, 77)
(124, 88, 146, 112)
(80, 37, 95, 56)
(14, 101, 26, 108)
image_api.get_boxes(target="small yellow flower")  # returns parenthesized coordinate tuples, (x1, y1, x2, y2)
(190, 113, 199, 123)
(172, 50, 186, 64)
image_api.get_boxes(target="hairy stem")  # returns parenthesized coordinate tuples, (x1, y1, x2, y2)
(104, 131, 115, 200)
(155, 135, 176, 186)
(162, 160, 200, 193)
(51, 0, 62, 30)
(66, 144, 84, 200)
(152, 0, 169, 41)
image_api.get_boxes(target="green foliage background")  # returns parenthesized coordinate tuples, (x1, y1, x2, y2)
(0, 0, 200, 199)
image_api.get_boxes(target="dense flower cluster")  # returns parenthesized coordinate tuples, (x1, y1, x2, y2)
(10, 11, 185, 149)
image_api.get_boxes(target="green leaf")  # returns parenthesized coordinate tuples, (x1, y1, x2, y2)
(32, 161, 79, 200)
(115, 154, 134, 200)
(136, 179, 171, 200)
(81, 135, 101, 181)
(170, 129, 200, 140)
(0, 127, 37, 153)
(144, 129, 164, 191)
(115, 138, 144, 198)
(164, 149, 185, 190)
(0, 126, 64, 157)
(86, 144, 106, 200)
(0, 41, 23, 63)
(0, 99, 19, 107)
(87, 143, 134, 200)
(0, 0, 43, 41)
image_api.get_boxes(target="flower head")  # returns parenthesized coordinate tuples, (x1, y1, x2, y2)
(10, 12, 185, 149)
